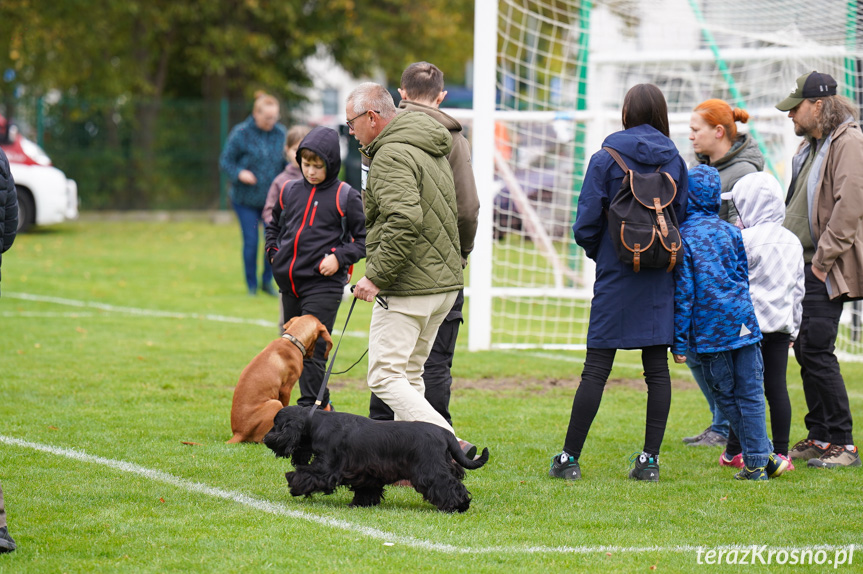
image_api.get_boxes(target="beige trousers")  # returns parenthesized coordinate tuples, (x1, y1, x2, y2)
(367, 290, 459, 433)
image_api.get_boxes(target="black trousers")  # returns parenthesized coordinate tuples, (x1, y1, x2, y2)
(368, 290, 463, 427)
(794, 264, 854, 445)
(726, 332, 793, 456)
(563, 345, 671, 458)
(280, 290, 341, 407)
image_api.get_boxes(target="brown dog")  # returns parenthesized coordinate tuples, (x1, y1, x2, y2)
(227, 315, 333, 443)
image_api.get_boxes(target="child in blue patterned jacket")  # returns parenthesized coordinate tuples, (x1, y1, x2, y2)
(672, 164, 788, 480)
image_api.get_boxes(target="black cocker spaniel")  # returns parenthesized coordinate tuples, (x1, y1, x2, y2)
(264, 405, 489, 513)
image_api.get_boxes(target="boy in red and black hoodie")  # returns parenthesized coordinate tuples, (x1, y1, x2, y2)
(265, 126, 366, 409)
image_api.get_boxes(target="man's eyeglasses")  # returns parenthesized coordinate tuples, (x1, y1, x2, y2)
(346, 110, 380, 130)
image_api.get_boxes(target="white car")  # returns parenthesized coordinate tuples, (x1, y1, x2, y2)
(1, 115, 78, 232)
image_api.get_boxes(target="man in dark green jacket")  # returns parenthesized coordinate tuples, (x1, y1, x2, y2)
(367, 63, 480, 452)
(347, 82, 464, 435)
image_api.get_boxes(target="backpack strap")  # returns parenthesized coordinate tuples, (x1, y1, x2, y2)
(335, 181, 354, 283)
(335, 182, 346, 216)
(603, 146, 630, 173)
(278, 179, 293, 211)
(277, 179, 295, 228)
(604, 146, 665, 173)
(335, 182, 349, 243)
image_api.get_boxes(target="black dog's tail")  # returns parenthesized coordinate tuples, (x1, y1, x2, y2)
(448, 434, 489, 469)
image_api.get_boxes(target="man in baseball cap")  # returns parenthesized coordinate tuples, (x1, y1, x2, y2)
(777, 71, 863, 469)
(776, 71, 838, 112)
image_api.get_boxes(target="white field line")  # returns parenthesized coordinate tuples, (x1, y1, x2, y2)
(3, 292, 366, 337)
(1, 311, 99, 318)
(0, 434, 857, 556)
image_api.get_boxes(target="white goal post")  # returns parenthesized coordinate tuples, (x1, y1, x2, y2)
(465, 0, 863, 359)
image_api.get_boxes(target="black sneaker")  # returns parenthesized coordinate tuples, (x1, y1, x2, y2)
(628, 452, 660, 481)
(549, 452, 581, 480)
(734, 466, 768, 481)
(0, 526, 16, 553)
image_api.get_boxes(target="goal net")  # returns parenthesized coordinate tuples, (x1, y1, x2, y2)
(468, 0, 863, 359)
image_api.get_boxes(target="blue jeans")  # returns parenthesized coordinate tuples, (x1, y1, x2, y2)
(699, 344, 772, 469)
(232, 201, 273, 292)
(686, 352, 730, 438)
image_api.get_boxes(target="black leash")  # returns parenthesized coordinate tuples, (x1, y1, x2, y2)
(311, 348, 367, 376)
(308, 285, 388, 419)
(309, 296, 357, 417)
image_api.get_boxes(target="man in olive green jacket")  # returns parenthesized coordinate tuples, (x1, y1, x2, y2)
(777, 71, 863, 468)
(347, 82, 463, 434)
(367, 63, 480, 442)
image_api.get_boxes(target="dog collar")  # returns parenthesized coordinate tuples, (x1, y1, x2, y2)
(281, 332, 307, 356)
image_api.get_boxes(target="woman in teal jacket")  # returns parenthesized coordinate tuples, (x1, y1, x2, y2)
(219, 93, 286, 295)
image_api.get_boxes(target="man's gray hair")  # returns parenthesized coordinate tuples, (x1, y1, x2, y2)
(815, 94, 860, 136)
(347, 82, 397, 120)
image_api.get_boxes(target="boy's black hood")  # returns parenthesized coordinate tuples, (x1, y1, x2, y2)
(296, 126, 341, 188)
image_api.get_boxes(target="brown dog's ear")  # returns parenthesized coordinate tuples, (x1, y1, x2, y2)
(318, 324, 334, 359)
(283, 317, 298, 332)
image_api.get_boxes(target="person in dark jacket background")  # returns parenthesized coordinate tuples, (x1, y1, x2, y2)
(0, 146, 15, 292)
(549, 84, 688, 482)
(1, 146, 19, 553)
(265, 126, 366, 409)
(220, 92, 287, 296)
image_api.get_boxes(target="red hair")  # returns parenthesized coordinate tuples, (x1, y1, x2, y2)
(693, 99, 749, 141)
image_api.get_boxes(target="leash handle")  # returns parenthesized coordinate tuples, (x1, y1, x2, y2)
(310, 295, 358, 416)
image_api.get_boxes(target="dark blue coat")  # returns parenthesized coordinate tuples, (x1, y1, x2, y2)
(574, 125, 689, 349)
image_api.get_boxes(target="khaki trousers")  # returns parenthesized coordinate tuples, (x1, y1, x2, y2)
(367, 290, 458, 433)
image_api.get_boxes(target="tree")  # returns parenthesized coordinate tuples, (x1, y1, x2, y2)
(0, 0, 475, 207)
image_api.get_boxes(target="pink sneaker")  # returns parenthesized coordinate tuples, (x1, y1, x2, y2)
(776, 453, 795, 471)
(719, 451, 744, 468)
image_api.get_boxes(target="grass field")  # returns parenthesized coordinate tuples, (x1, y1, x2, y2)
(1, 218, 862, 573)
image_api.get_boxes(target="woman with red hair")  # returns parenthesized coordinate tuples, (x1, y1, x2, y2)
(688, 99, 764, 223)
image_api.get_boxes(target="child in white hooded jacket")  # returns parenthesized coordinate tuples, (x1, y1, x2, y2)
(718, 171, 805, 469)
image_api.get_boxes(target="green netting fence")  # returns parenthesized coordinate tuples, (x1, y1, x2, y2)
(4, 96, 303, 211)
